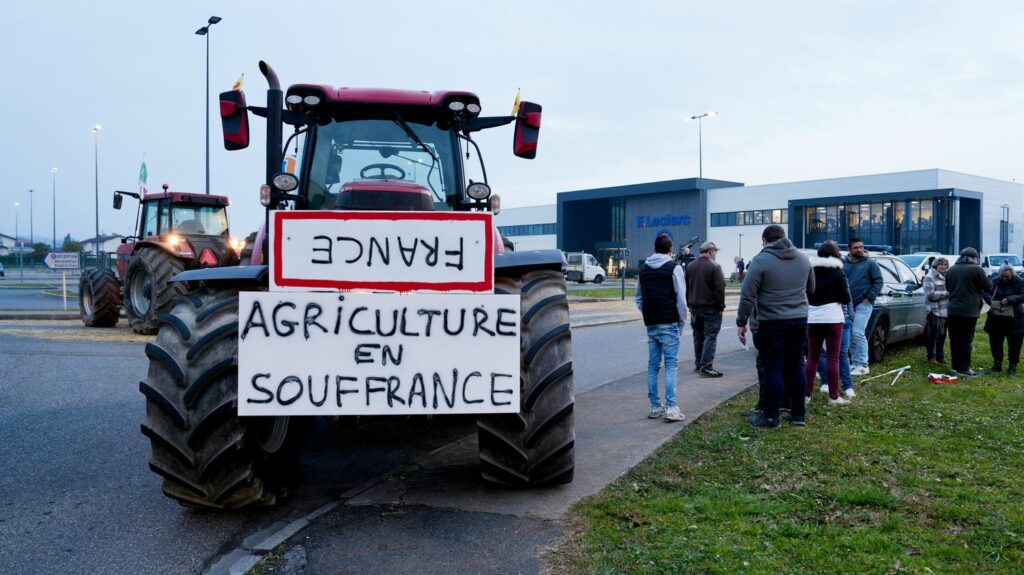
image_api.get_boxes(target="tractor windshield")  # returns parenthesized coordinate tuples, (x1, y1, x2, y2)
(171, 205, 229, 236)
(305, 118, 456, 209)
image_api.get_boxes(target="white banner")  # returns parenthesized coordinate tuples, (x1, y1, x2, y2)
(237, 292, 521, 416)
(269, 211, 493, 293)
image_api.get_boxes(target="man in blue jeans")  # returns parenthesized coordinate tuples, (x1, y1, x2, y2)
(736, 225, 814, 427)
(844, 238, 883, 376)
(636, 233, 688, 422)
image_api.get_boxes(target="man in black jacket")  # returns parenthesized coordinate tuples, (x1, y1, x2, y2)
(945, 247, 993, 376)
(686, 241, 726, 377)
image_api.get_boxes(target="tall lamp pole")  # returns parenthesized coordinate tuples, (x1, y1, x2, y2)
(195, 16, 222, 195)
(51, 167, 58, 250)
(28, 189, 33, 248)
(92, 125, 102, 258)
(685, 111, 717, 242)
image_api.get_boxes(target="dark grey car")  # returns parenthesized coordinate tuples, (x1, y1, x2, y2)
(866, 254, 927, 362)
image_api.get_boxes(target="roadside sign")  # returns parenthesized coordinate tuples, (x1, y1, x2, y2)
(269, 210, 494, 293)
(237, 291, 520, 416)
(43, 252, 80, 270)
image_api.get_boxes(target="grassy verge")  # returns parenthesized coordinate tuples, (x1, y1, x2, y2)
(573, 287, 636, 299)
(550, 325, 1024, 574)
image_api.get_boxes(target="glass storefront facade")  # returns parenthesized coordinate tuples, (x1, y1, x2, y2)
(798, 197, 957, 255)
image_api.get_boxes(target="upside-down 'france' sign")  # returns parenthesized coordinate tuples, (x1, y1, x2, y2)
(269, 211, 493, 292)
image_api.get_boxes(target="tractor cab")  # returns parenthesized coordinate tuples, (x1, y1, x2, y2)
(218, 74, 542, 216)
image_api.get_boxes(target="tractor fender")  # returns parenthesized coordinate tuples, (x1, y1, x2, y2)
(494, 249, 564, 274)
(130, 239, 188, 260)
(169, 264, 269, 289)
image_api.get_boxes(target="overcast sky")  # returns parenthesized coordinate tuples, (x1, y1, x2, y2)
(2, 0, 1022, 244)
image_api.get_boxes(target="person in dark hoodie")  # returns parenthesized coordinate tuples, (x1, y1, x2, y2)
(982, 263, 1024, 375)
(636, 233, 688, 422)
(844, 238, 884, 376)
(945, 247, 993, 376)
(737, 225, 814, 427)
(805, 241, 852, 404)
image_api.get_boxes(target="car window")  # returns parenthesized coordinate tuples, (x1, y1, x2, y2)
(891, 258, 919, 285)
(587, 255, 597, 266)
(876, 258, 901, 284)
(899, 255, 926, 267)
(567, 254, 581, 265)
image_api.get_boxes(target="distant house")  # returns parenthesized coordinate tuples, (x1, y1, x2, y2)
(0, 232, 26, 256)
(81, 234, 126, 254)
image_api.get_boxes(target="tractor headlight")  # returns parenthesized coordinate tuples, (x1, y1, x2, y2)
(466, 182, 491, 200)
(448, 101, 466, 112)
(166, 234, 181, 247)
(260, 184, 272, 206)
(273, 172, 299, 192)
(230, 238, 246, 252)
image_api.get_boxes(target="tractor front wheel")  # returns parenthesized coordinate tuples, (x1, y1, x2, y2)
(140, 288, 306, 509)
(476, 269, 575, 486)
(125, 248, 186, 335)
(79, 269, 121, 327)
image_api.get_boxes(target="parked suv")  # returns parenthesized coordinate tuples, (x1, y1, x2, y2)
(866, 254, 927, 362)
(803, 250, 926, 363)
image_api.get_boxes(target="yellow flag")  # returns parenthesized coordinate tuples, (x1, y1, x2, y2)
(232, 74, 245, 91)
(511, 88, 521, 116)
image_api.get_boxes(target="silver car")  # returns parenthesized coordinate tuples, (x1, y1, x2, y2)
(866, 254, 927, 363)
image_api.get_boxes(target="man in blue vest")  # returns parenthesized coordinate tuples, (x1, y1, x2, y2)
(636, 233, 688, 422)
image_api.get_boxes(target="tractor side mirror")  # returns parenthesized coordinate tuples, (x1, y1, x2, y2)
(220, 90, 250, 150)
(513, 101, 542, 159)
(113, 194, 123, 210)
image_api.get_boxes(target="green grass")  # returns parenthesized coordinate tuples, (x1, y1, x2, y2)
(573, 287, 636, 299)
(550, 326, 1024, 574)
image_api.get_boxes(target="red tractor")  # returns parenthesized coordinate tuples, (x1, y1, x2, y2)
(79, 185, 242, 334)
(139, 62, 572, 510)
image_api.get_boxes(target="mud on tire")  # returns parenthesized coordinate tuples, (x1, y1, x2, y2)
(140, 288, 306, 510)
(125, 248, 186, 335)
(79, 269, 121, 327)
(476, 269, 575, 486)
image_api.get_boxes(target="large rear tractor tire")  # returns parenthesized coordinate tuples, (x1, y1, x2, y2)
(140, 288, 306, 510)
(477, 269, 575, 486)
(125, 248, 186, 335)
(79, 269, 121, 327)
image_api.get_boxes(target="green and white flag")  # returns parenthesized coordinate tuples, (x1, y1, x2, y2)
(138, 161, 148, 193)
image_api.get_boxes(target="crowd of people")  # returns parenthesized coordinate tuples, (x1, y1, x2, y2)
(635, 224, 1023, 428)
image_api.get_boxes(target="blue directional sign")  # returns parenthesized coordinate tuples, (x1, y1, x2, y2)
(43, 252, 81, 270)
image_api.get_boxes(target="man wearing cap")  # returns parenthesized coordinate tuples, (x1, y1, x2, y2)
(685, 241, 726, 377)
(945, 247, 993, 376)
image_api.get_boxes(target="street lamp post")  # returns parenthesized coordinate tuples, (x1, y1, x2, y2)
(28, 189, 33, 248)
(51, 167, 58, 250)
(92, 125, 102, 259)
(685, 111, 717, 243)
(195, 16, 222, 196)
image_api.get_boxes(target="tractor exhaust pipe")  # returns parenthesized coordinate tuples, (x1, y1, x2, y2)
(260, 61, 283, 187)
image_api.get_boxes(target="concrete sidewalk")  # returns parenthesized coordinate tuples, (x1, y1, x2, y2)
(248, 350, 757, 574)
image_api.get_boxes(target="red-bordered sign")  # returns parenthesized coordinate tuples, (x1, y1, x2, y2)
(271, 211, 494, 293)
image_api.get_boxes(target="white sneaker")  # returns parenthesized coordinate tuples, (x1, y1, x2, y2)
(662, 405, 685, 422)
(851, 366, 869, 376)
(815, 371, 821, 381)
(819, 384, 829, 394)
(648, 405, 664, 419)
(843, 388, 857, 398)
(828, 396, 851, 405)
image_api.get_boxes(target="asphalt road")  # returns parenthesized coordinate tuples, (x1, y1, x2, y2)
(0, 308, 745, 575)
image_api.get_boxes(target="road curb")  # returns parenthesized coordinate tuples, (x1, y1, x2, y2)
(206, 500, 341, 575)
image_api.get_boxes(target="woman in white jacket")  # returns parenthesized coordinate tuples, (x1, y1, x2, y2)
(804, 242, 853, 404)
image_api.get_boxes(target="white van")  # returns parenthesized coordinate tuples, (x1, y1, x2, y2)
(981, 253, 1024, 276)
(565, 252, 607, 283)
(899, 253, 959, 282)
